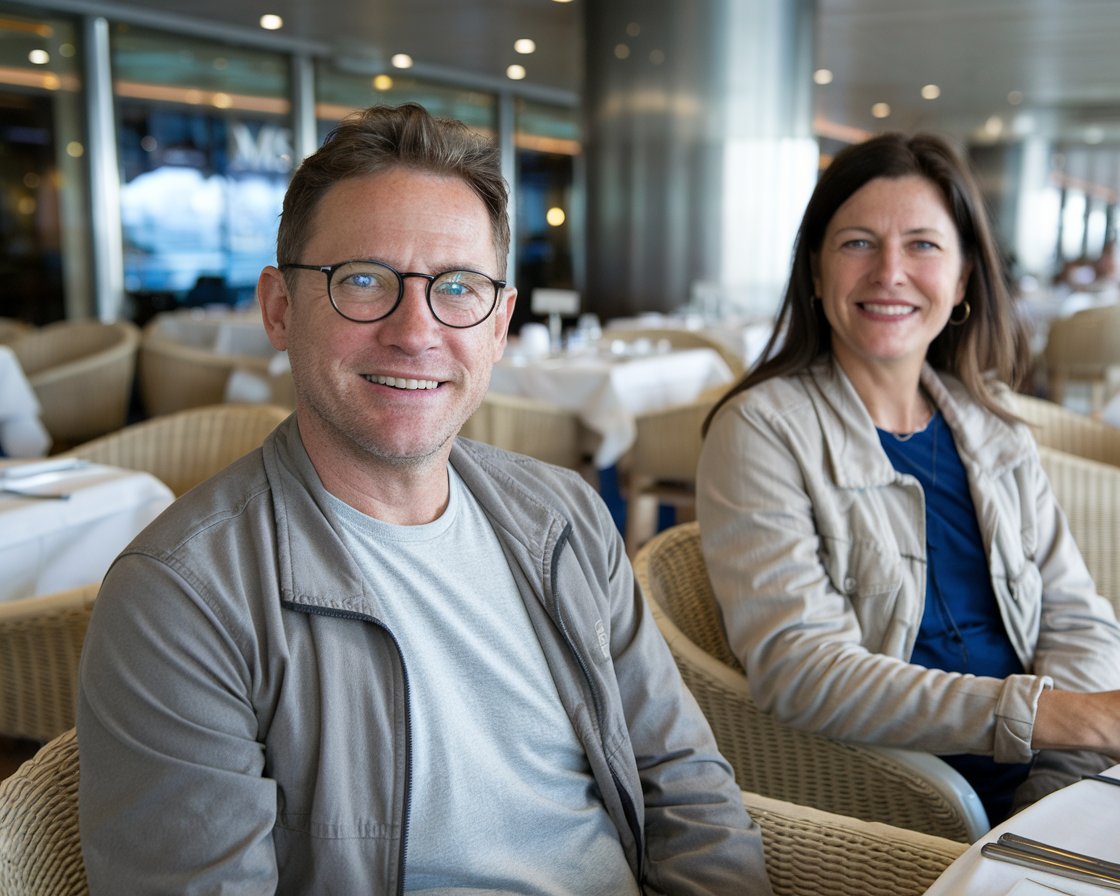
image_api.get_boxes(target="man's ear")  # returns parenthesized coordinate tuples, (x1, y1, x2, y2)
(258, 266, 291, 351)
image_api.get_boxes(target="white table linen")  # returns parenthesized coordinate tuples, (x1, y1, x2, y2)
(0, 346, 50, 458)
(0, 460, 175, 603)
(924, 764, 1120, 895)
(489, 347, 733, 468)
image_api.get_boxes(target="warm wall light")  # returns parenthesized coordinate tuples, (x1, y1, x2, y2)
(372, 74, 393, 91)
(391, 53, 413, 69)
(871, 102, 891, 118)
(259, 14, 283, 31)
(546, 207, 566, 227)
(514, 38, 535, 54)
(813, 68, 833, 85)
(506, 64, 526, 80)
(921, 84, 940, 100)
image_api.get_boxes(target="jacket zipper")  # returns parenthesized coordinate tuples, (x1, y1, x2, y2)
(286, 603, 412, 894)
(543, 526, 647, 888)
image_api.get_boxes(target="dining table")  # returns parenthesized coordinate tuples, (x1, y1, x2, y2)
(923, 763, 1120, 895)
(0, 345, 51, 458)
(489, 343, 735, 469)
(0, 459, 175, 603)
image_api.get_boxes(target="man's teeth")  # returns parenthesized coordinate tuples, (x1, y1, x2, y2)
(368, 375, 439, 390)
(862, 303, 913, 316)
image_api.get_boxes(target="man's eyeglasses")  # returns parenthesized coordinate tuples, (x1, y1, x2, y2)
(279, 259, 506, 329)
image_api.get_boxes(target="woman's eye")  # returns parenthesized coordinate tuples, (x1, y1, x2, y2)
(912, 240, 939, 251)
(842, 238, 872, 250)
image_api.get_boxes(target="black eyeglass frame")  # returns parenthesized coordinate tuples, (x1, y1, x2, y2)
(279, 259, 507, 329)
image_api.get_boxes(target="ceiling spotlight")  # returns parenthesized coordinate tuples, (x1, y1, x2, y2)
(871, 102, 891, 119)
(514, 38, 536, 54)
(391, 53, 413, 69)
(506, 64, 527, 80)
(259, 14, 283, 31)
(921, 84, 940, 100)
(28, 49, 50, 65)
(813, 68, 833, 85)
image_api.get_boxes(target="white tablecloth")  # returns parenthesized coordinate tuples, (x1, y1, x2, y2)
(0, 460, 175, 603)
(924, 764, 1120, 895)
(0, 346, 50, 457)
(490, 347, 733, 467)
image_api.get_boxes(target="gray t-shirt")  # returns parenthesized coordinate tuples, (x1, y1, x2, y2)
(328, 465, 640, 895)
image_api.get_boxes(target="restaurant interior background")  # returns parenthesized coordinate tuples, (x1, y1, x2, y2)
(3, 0, 1120, 337)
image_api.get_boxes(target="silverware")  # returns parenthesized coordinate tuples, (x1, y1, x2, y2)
(981, 834, 1120, 891)
(1083, 773, 1120, 789)
(0, 488, 71, 500)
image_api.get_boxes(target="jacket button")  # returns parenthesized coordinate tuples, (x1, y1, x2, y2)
(843, 576, 857, 592)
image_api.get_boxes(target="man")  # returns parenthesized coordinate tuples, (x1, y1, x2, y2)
(77, 103, 771, 894)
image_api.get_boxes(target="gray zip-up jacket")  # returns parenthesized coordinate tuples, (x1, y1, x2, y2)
(78, 415, 771, 895)
(698, 359, 1120, 775)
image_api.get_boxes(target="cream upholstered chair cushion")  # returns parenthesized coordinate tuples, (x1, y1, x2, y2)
(1042, 303, 1120, 413)
(461, 391, 585, 471)
(634, 521, 989, 843)
(9, 320, 140, 447)
(0, 727, 86, 895)
(743, 791, 966, 896)
(0, 585, 98, 743)
(58, 403, 290, 497)
(622, 385, 725, 555)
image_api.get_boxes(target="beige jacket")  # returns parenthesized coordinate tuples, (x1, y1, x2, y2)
(697, 358, 1120, 766)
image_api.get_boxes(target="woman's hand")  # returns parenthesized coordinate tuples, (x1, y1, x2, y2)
(1034, 689, 1120, 759)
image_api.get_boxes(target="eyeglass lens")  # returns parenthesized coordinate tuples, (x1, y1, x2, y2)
(330, 261, 497, 326)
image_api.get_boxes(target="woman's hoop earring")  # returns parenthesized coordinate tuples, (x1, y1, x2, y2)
(949, 301, 971, 326)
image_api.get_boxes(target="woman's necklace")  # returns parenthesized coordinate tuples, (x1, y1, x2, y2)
(888, 396, 935, 442)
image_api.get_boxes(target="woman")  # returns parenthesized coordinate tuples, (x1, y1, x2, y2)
(697, 132, 1120, 826)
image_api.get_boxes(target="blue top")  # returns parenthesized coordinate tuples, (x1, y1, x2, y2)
(878, 411, 1030, 823)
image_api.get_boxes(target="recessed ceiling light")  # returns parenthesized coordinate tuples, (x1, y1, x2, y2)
(514, 38, 536, 54)
(259, 14, 283, 31)
(1007, 90, 1024, 106)
(813, 68, 833, 85)
(921, 84, 940, 100)
(871, 102, 891, 119)
(506, 64, 527, 80)
(372, 74, 393, 91)
(614, 43, 630, 60)
(28, 49, 49, 65)
(391, 53, 413, 69)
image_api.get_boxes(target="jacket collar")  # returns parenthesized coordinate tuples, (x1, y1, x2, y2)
(260, 416, 570, 616)
(807, 357, 1030, 490)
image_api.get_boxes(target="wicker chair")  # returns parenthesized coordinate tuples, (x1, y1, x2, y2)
(461, 391, 586, 470)
(0, 728, 86, 895)
(9, 320, 140, 448)
(0, 727, 964, 896)
(742, 791, 966, 896)
(622, 385, 725, 555)
(0, 585, 99, 743)
(1036, 444, 1120, 614)
(138, 312, 272, 417)
(634, 521, 990, 843)
(1042, 303, 1120, 413)
(0, 318, 33, 346)
(1008, 391, 1120, 467)
(57, 403, 290, 497)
